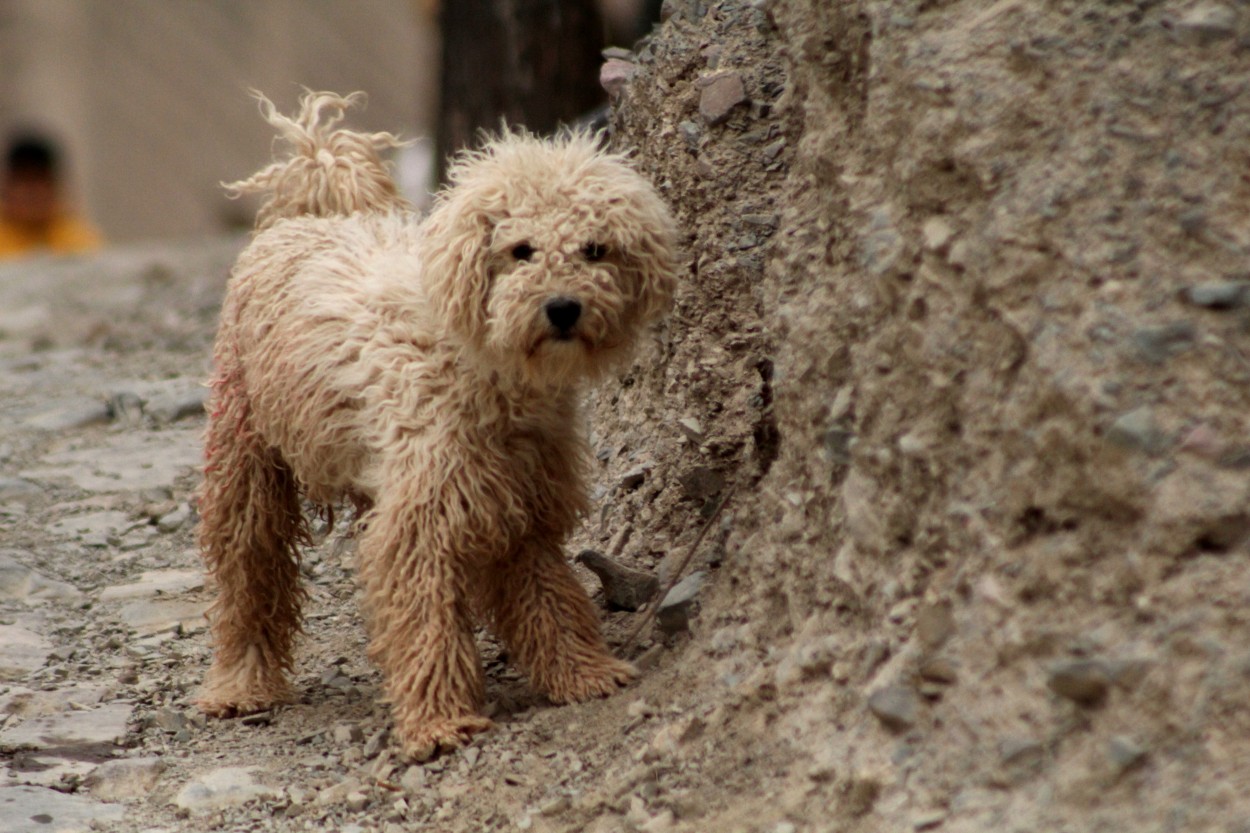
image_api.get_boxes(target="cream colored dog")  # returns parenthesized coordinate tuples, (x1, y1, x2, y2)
(196, 92, 676, 759)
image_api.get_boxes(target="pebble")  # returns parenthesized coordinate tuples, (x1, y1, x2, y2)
(761, 137, 786, 162)
(576, 550, 660, 612)
(156, 503, 193, 532)
(1174, 3, 1236, 45)
(698, 72, 748, 125)
(999, 737, 1043, 766)
(915, 601, 954, 649)
(600, 59, 639, 101)
(1131, 321, 1195, 365)
(618, 463, 653, 490)
(175, 766, 278, 813)
(82, 756, 167, 801)
(145, 388, 208, 424)
(108, 391, 145, 426)
(677, 416, 704, 442)
(867, 685, 919, 732)
(1106, 407, 1164, 454)
(1181, 281, 1250, 310)
(679, 120, 702, 148)
(918, 656, 958, 684)
(334, 722, 365, 745)
(678, 465, 724, 500)
(656, 570, 707, 635)
(921, 217, 956, 252)
(1107, 735, 1147, 772)
(1047, 659, 1111, 705)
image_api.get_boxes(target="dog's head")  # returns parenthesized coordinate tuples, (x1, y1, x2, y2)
(419, 130, 677, 385)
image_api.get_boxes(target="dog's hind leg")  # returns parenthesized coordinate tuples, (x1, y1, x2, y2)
(357, 495, 493, 760)
(490, 538, 637, 704)
(196, 366, 307, 717)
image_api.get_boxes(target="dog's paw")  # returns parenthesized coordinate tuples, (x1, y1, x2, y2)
(196, 692, 283, 719)
(196, 668, 292, 719)
(544, 657, 638, 704)
(397, 714, 494, 762)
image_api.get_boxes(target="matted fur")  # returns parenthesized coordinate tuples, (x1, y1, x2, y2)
(196, 91, 677, 759)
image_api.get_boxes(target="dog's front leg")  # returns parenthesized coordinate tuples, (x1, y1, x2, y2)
(357, 500, 492, 760)
(490, 537, 637, 703)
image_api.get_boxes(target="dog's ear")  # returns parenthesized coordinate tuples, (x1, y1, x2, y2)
(616, 183, 679, 325)
(418, 182, 501, 344)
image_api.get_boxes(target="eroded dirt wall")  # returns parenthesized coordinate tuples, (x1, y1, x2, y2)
(604, 1, 1250, 829)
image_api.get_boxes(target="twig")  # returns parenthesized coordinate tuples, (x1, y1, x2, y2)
(622, 486, 735, 652)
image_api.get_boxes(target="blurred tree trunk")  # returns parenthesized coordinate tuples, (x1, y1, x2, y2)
(437, 0, 605, 178)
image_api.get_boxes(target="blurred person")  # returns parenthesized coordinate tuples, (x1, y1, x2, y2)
(0, 134, 101, 259)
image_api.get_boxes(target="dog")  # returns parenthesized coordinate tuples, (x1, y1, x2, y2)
(195, 91, 677, 759)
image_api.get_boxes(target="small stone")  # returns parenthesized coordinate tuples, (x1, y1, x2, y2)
(0, 550, 84, 604)
(1132, 321, 1195, 364)
(915, 601, 954, 650)
(677, 417, 703, 442)
(154, 706, 191, 734)
(363, 727, 390, 759)
(678, 466, 724, 500)
(761, 137, 786, 162)
(698, 72, 747, 125)
(1108, 735, 1147, 772)
(576, 550, 659, 612)
(921, 217, 955, 252)
(913, 810, 948, 830)
(1047, 659, 1111, 705)
(656, 571, 706, 635)
(108, 391, 145, 426)
(399, 765, 427, 792)
(867, 685, 919, 732)
(601, 46, 633, 60)
(619, 463, 652, 490)
(600, 59, 638, 101)
(333, 722, 365, 745)
(1182, 281, 1250, 310)
(1106, 407, 1164, 454)
(173, 767, 277, 813)
(157, 503, 193, 533)
(1174, 3, 1236, 45)
(999, 737, 1043, 766)
(146, 389, 208, 424)
(83, 757, 166, 801)
(918, 656, 958, 684)
(678, 121, 702, 148)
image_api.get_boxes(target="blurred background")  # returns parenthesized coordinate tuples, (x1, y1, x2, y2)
(0, 0, 655, 248)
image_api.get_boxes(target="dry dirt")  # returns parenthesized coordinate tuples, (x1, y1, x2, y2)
(2, 1, 1250, 832)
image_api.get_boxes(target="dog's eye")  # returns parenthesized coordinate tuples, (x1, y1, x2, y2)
(583, 242, 607, 262)
(511, 243, 535, 261)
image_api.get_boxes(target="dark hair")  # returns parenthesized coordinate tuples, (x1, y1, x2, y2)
(6, 135, 60, 177)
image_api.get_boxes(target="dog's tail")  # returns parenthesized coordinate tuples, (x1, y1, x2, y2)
(226, 90, 412, 231)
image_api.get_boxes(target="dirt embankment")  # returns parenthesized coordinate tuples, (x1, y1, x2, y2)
(601, 0, 1250, 830)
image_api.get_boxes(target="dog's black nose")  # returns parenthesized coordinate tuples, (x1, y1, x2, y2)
(544, 297, 582, 334)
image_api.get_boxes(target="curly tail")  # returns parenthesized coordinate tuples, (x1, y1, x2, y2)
(226, 90, 412, 231)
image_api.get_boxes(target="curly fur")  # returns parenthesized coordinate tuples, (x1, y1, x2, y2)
(196, 91, 677, 759)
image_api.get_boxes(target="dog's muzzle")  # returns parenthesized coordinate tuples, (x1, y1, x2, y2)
(544, 297, 582, 340)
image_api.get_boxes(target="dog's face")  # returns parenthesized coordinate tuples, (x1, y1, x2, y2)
(420, 132, 677, 385)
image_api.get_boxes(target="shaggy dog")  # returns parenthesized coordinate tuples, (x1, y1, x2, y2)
(195, 92, 676, 759)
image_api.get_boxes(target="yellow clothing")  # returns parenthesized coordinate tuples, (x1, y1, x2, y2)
(0, 214, 102, 259)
